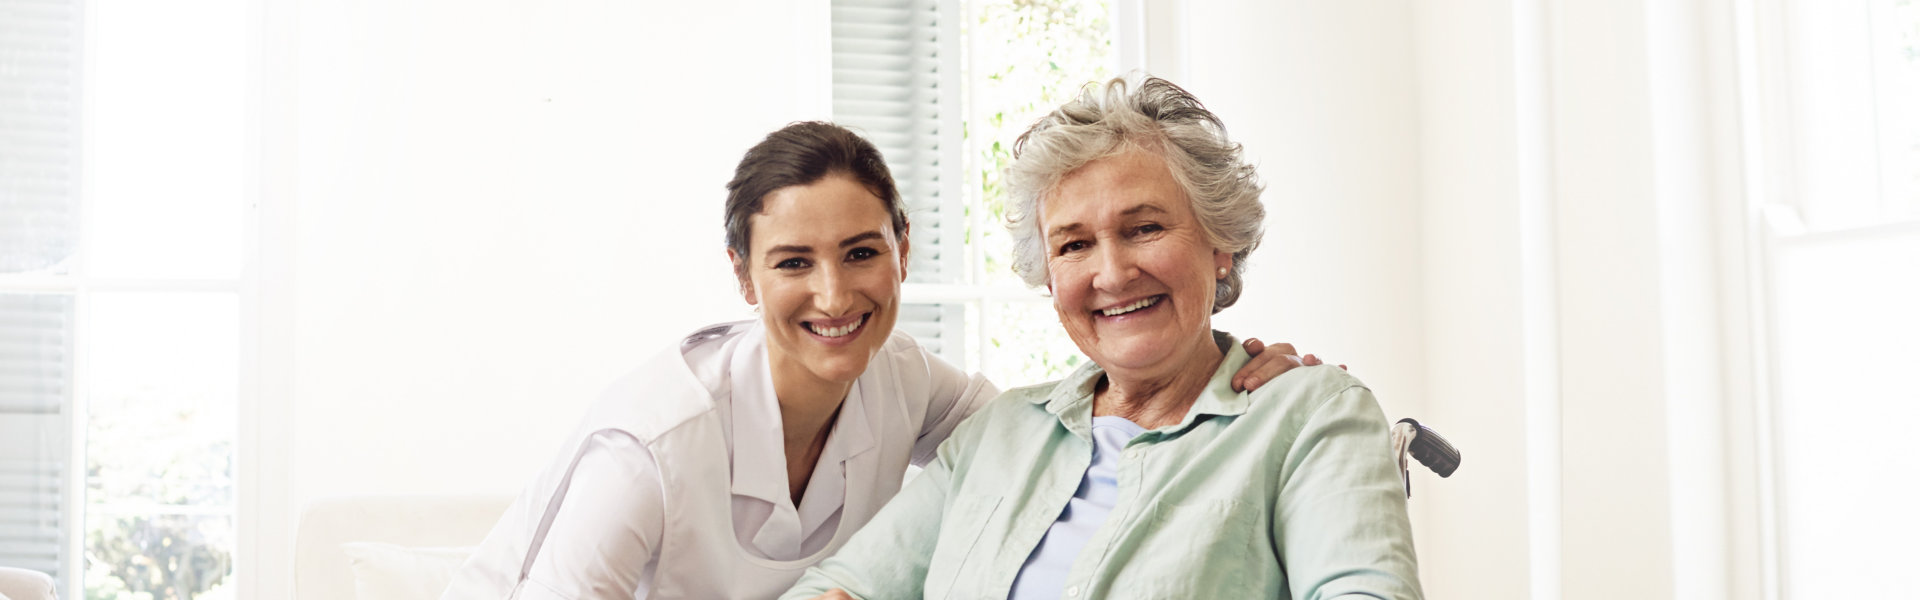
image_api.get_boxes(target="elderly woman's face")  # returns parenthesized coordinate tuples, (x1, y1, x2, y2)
(1042, 150, 1232, 375)
(730, 173, 908, 387)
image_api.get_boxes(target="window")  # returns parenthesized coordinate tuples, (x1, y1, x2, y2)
(1748, 0, 1920, 596)
(830, 0, 1123, 386)
(0, 1, 250, 598)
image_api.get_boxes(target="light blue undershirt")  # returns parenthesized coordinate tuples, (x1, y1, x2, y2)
(1008, 415, 1147, 599)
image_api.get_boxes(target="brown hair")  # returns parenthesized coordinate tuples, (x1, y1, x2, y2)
(724, 122, 908, 264)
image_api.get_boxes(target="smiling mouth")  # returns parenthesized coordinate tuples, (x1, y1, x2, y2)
(1095, 295, 1164, 317)
(804, 313, 870, 338)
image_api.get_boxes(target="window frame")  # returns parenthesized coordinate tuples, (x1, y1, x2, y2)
(0, 1, 268, 596)
(1732, 0, 1920, 596)
(852, 0, 1161, 377)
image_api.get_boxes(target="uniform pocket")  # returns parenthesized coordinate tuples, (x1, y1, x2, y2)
(922, 493, 1003, 599)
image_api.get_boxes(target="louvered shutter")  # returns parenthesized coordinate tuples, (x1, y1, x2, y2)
(0, 294, 73, 582)
(0, 0, 80, 586)
(831, 0, 966, 364)
(1, 0, 81, 273)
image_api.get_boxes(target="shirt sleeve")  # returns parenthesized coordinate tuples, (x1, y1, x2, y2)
(1273, 386, 1425, 600)
(781, 425, 961, 599)
(516, 430, 667, 600)
(910, 346, 999, 467)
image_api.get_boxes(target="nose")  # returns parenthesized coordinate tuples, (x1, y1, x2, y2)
(812, 264, 856, 316)
(1090, 242, 1139, 293)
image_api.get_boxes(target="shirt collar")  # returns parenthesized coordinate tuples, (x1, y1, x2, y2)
(1032, 330, 1251, 436)
(726, 322, 879, 505)
(728, 323, 791, 506)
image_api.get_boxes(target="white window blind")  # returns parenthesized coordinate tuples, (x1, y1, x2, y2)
(0, 0, 80, 586)
(0, 295, 71, 579)
(830, 0, 966, 363)
(0, 0, 80, 274)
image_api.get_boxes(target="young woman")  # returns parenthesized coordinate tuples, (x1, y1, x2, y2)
(441, 122, 1314, 599)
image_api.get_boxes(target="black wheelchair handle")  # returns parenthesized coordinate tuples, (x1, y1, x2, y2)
(1397, 418, 1461, 478)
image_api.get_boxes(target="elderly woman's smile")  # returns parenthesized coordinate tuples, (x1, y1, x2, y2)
(1044, 149, 1233, 375)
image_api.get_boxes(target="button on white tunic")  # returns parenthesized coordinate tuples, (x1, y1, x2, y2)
(443, 320, 997, 599)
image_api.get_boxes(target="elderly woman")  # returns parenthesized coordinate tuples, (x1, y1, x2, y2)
(781, 77, 1422, 599)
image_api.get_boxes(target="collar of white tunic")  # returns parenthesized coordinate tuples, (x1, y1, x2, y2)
(721, 321, 876, 560)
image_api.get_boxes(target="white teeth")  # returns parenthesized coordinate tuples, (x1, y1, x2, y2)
(1099, 296, 1161, 316)
(807, 315, 867, 338)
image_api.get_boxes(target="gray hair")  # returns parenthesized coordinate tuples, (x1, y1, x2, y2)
(1005, 76, 1265, 313)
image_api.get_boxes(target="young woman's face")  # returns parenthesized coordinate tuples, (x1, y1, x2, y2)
(1041, 150, 1231, 375)
(731, 173, 908, 389)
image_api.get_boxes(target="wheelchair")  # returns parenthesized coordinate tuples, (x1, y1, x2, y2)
(1391, 418, 1461, 497)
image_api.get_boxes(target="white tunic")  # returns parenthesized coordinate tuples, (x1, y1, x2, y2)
(443, 320, 998, 599)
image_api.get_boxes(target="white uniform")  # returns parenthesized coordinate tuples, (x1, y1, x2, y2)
(443, 320, 998, 599)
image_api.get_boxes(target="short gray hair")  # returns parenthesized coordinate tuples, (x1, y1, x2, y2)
(1005, 76, 1265, 313)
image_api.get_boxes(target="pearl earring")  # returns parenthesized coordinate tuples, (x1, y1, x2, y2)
(1217, 266, 1228, 278)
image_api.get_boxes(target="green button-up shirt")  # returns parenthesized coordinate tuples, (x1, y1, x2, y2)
(782, 332, 1423, 600)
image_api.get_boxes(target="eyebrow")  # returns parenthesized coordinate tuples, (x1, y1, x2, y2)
(1044, 203, 1170, 239)
(764, 231, 888, 256)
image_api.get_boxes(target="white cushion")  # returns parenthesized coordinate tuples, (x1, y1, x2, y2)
(341, 542, 476, 600)
(0, 567, 54, 600)
(294, 495, 513, 600)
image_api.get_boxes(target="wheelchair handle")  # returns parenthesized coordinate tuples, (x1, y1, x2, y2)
(1396, 418, 1461, 478)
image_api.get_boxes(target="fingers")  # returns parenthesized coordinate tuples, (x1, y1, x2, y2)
(1304, 353, 1350, 371)
(1236, 339, 1303, 392)
(1232, 348, 1306, 392)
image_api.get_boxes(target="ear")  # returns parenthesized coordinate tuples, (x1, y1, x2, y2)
(896, 224, 912, 276)
(1213, 250, 1233, 279)
(727, 248, 758, 306)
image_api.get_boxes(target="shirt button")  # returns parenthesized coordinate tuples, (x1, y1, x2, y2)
(1125, 448, 1142, 460)
(1067, 585, 1081, 597)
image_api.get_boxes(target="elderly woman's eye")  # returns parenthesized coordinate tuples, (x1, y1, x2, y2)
(1058, 240, 1089, 255)
(1133, 223, 1164, 236)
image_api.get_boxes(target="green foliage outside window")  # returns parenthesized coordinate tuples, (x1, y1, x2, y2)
(964, 0, 1115, 385)
(84, 399, 233, 600)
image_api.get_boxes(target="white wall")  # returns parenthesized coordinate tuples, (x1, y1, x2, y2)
(258, 0, 831, 595)
(1187, 0, 1427, 423)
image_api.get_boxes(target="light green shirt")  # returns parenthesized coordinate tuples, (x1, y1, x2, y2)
(782, 332, 1423, 600)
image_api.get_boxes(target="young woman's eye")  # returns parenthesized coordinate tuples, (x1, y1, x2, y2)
(775, 258, 810, 270)
(846, 247, 879, 262)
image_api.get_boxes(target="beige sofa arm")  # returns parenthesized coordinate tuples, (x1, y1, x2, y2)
(0, 567, 56, 600)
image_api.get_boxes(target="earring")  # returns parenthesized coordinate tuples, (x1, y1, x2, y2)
(1217, 266, 1228, 278)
